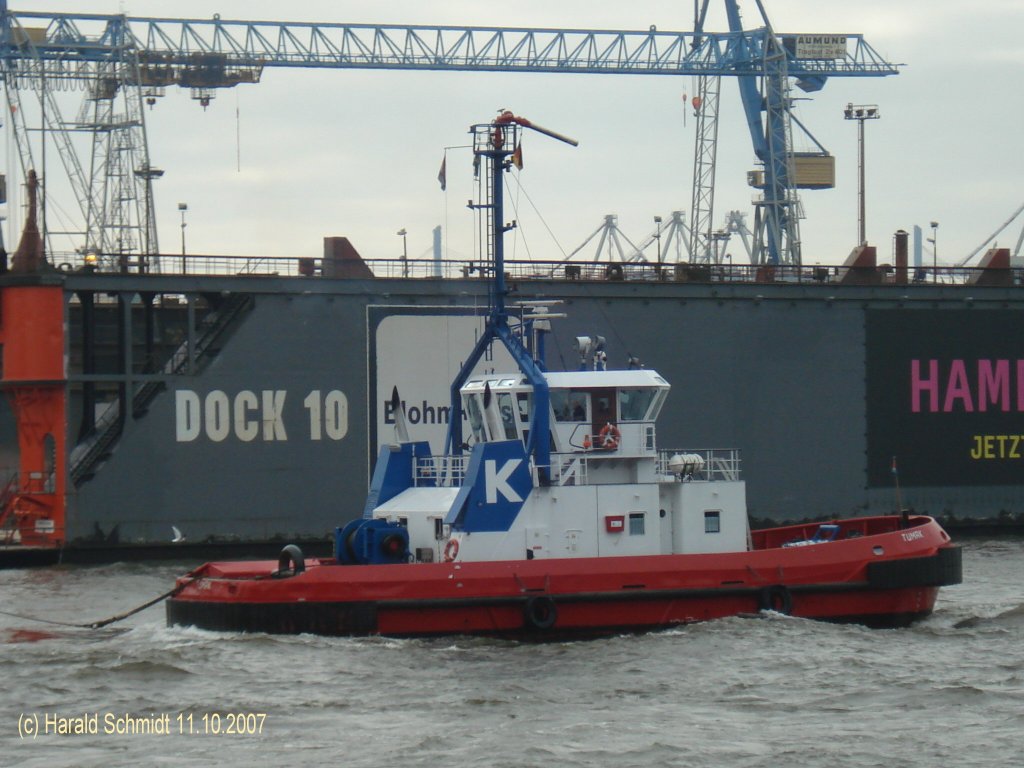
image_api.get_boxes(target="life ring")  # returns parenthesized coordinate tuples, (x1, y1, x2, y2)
(758, 585, 793, 615)
(443, 538, 460, 562)
(599, 423, 621, 450)
(274, 544, 305, 577)
(523, 595, 558, 630)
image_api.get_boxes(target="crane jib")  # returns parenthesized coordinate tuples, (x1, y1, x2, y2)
(0, 12, 898, 78)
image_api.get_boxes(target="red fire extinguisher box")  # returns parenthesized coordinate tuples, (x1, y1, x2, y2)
(605, 515, 625, 533)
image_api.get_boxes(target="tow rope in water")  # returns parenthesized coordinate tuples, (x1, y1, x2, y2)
(0, 574, 196, 630)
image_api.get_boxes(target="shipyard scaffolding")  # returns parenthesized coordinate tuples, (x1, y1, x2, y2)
(0, 9, 158, 270)
(0, 3, 263, 270)
(1, 3, 897, 274)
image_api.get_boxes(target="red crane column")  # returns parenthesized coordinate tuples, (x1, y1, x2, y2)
(0, 284, 68, 547)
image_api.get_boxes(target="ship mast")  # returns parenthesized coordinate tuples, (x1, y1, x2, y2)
(443, 111, 577, 483)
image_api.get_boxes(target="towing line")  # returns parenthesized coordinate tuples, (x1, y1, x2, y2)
(0, 572, 198, 630)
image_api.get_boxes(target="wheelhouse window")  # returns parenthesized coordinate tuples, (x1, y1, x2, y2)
(619, 389, 657, 421)
(465, 394, 485, 442)
(551, 390, 588, 422)
(516, 392, 531, 423)
(628, 512, 645, 536)
(497, 392, 518, 440)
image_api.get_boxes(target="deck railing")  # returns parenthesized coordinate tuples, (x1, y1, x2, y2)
(657, 448, 743, 482)
(47, 251, 1024, 287)
(413, 455, 468, 488)
(409, 446, 741, 488)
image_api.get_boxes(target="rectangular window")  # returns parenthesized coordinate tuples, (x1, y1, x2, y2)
(628, 512, 645, 536)
(497, 392, 518, 440)
(465, 394, 485, 442)
(704, 510, 721, 534)
(516, 392, 531, 423)
(551, 390, 588, 422)
(619, 389, 656, 421)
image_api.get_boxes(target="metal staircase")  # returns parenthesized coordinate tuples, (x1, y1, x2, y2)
(70, 293, 255, 486)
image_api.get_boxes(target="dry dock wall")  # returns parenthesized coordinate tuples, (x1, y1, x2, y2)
(55, 275, 1023, 544)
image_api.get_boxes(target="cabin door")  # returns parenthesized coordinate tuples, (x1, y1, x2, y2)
(590, 388, 618, 433)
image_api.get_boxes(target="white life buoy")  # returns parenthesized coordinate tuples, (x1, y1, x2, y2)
(599, 423, 621, 450)
(443, 538, 460, 562)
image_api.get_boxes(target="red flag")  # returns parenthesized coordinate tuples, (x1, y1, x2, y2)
(511, 142, 523, 170)
(437, 155, 447, 191)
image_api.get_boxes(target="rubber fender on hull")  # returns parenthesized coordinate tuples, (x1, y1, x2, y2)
(523, 595, 558, 630)
(867, 546, 963, 589)
(758, 585, 793, 615)
(273, 544, 305, 578)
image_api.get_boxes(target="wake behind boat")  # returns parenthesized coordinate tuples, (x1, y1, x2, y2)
(167, 112, 961, 638)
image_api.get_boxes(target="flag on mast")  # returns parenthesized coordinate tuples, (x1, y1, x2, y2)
(437, 155, 447, 191)
(511, 142, 523, 170)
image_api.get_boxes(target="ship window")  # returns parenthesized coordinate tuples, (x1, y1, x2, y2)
(649, 390, 667, 420)
(620, 389, 656, 421)
(497, 393, 518, 440)
(466, 394, 485, 442)
(705, 510, 721, 534)
(628, 512, 645, 536)
(551, 390, 588, 422)
(516, 392, 531, 423)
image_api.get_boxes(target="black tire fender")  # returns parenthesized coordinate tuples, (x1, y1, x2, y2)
(523, 595, 558, 630)
(758, 585, 793, 615)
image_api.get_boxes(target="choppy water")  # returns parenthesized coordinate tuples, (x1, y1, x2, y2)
(1, 539, 1022, 767)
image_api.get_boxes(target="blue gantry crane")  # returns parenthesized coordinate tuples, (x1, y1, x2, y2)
(0, 0, 897, 269)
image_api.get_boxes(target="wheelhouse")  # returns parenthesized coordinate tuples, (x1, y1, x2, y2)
(460, 370, 670, 457)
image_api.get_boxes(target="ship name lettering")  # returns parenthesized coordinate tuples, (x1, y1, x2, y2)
(900, 530, 924, 542)
(911, 359, 1024, 413)
(969, 434, 1024, 460)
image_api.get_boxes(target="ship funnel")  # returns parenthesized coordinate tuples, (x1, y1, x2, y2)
(894, 229, 909, 285)
(11, 169, 46, 273)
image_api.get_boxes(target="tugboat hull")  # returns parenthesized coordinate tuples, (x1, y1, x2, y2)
(167, 516, 961, 638)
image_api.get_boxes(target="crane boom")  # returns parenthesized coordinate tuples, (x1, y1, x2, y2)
(2, 9, 897, 79)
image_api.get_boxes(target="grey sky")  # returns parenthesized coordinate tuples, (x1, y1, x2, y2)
(7, 1, 1023, 267)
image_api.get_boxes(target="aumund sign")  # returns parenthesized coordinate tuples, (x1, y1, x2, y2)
(785, 34, 847, 60)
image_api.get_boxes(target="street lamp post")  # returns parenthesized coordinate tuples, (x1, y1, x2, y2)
(929, 220, 939, 283)
(397, 228, 408, 277)
(653, 215, 662, 274)
(134, 163, 163, 273)
(178, 202, 188, 274)
(844, 103, 880, 246)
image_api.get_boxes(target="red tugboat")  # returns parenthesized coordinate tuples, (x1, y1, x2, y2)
(167, 113, 961, 638)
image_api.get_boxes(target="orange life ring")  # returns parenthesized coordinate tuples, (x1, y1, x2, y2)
(443, 538, 460, 562)
(599, 423, 621, 450)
